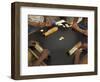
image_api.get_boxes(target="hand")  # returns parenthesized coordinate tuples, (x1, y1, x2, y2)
(33, 49, 49, 66)
(71, 23, 80, 29)
(45, 22, 52, 27)
(74, 49, 81, 64)
(39, 49, 49, 61)
(72, 23, 88, 36)
(83, 30, 88, 36)
(74, 49, 81, 56)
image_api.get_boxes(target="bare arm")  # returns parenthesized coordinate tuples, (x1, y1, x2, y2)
(74, 49, 81, 64)
(74, 43, 87, 64)
(72, 23, 88, 36)
(28, 21, 51, 27)
(33, 49, 49, 66)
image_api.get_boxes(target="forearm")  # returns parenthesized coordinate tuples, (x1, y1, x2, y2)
(74, 50, 80, 64)
(28, 21, 51, 27)
(73, 25, 87, 36)
(78, 28, 87, 35)
(33, 49, 49, 66)
(33, 59, 44, 66)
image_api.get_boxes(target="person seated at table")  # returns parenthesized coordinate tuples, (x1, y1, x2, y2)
(28, 48, 49, 66)
(74, 43, 88, 64)
(33, 49, 49, 66)
(28, 15, 60, 34)
(71, 17, 88, 64)
(28, 15, 52, 34)
(71, 17, 88, 36)
(28, 15, 52, 27)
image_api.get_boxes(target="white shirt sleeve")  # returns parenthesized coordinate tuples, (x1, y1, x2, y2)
(28, 15, 44, 23)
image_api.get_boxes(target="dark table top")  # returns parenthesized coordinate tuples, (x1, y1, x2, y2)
(28, 26, 85, 65)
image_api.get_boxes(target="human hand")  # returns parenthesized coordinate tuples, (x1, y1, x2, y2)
(39, 49, 49, 61)
(45, 22, 52, 27)
(71, 23, 80, 29)
(83, 30, 88, 36)
(72, 23, 88, 36)
(74, 49, 81, 64)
